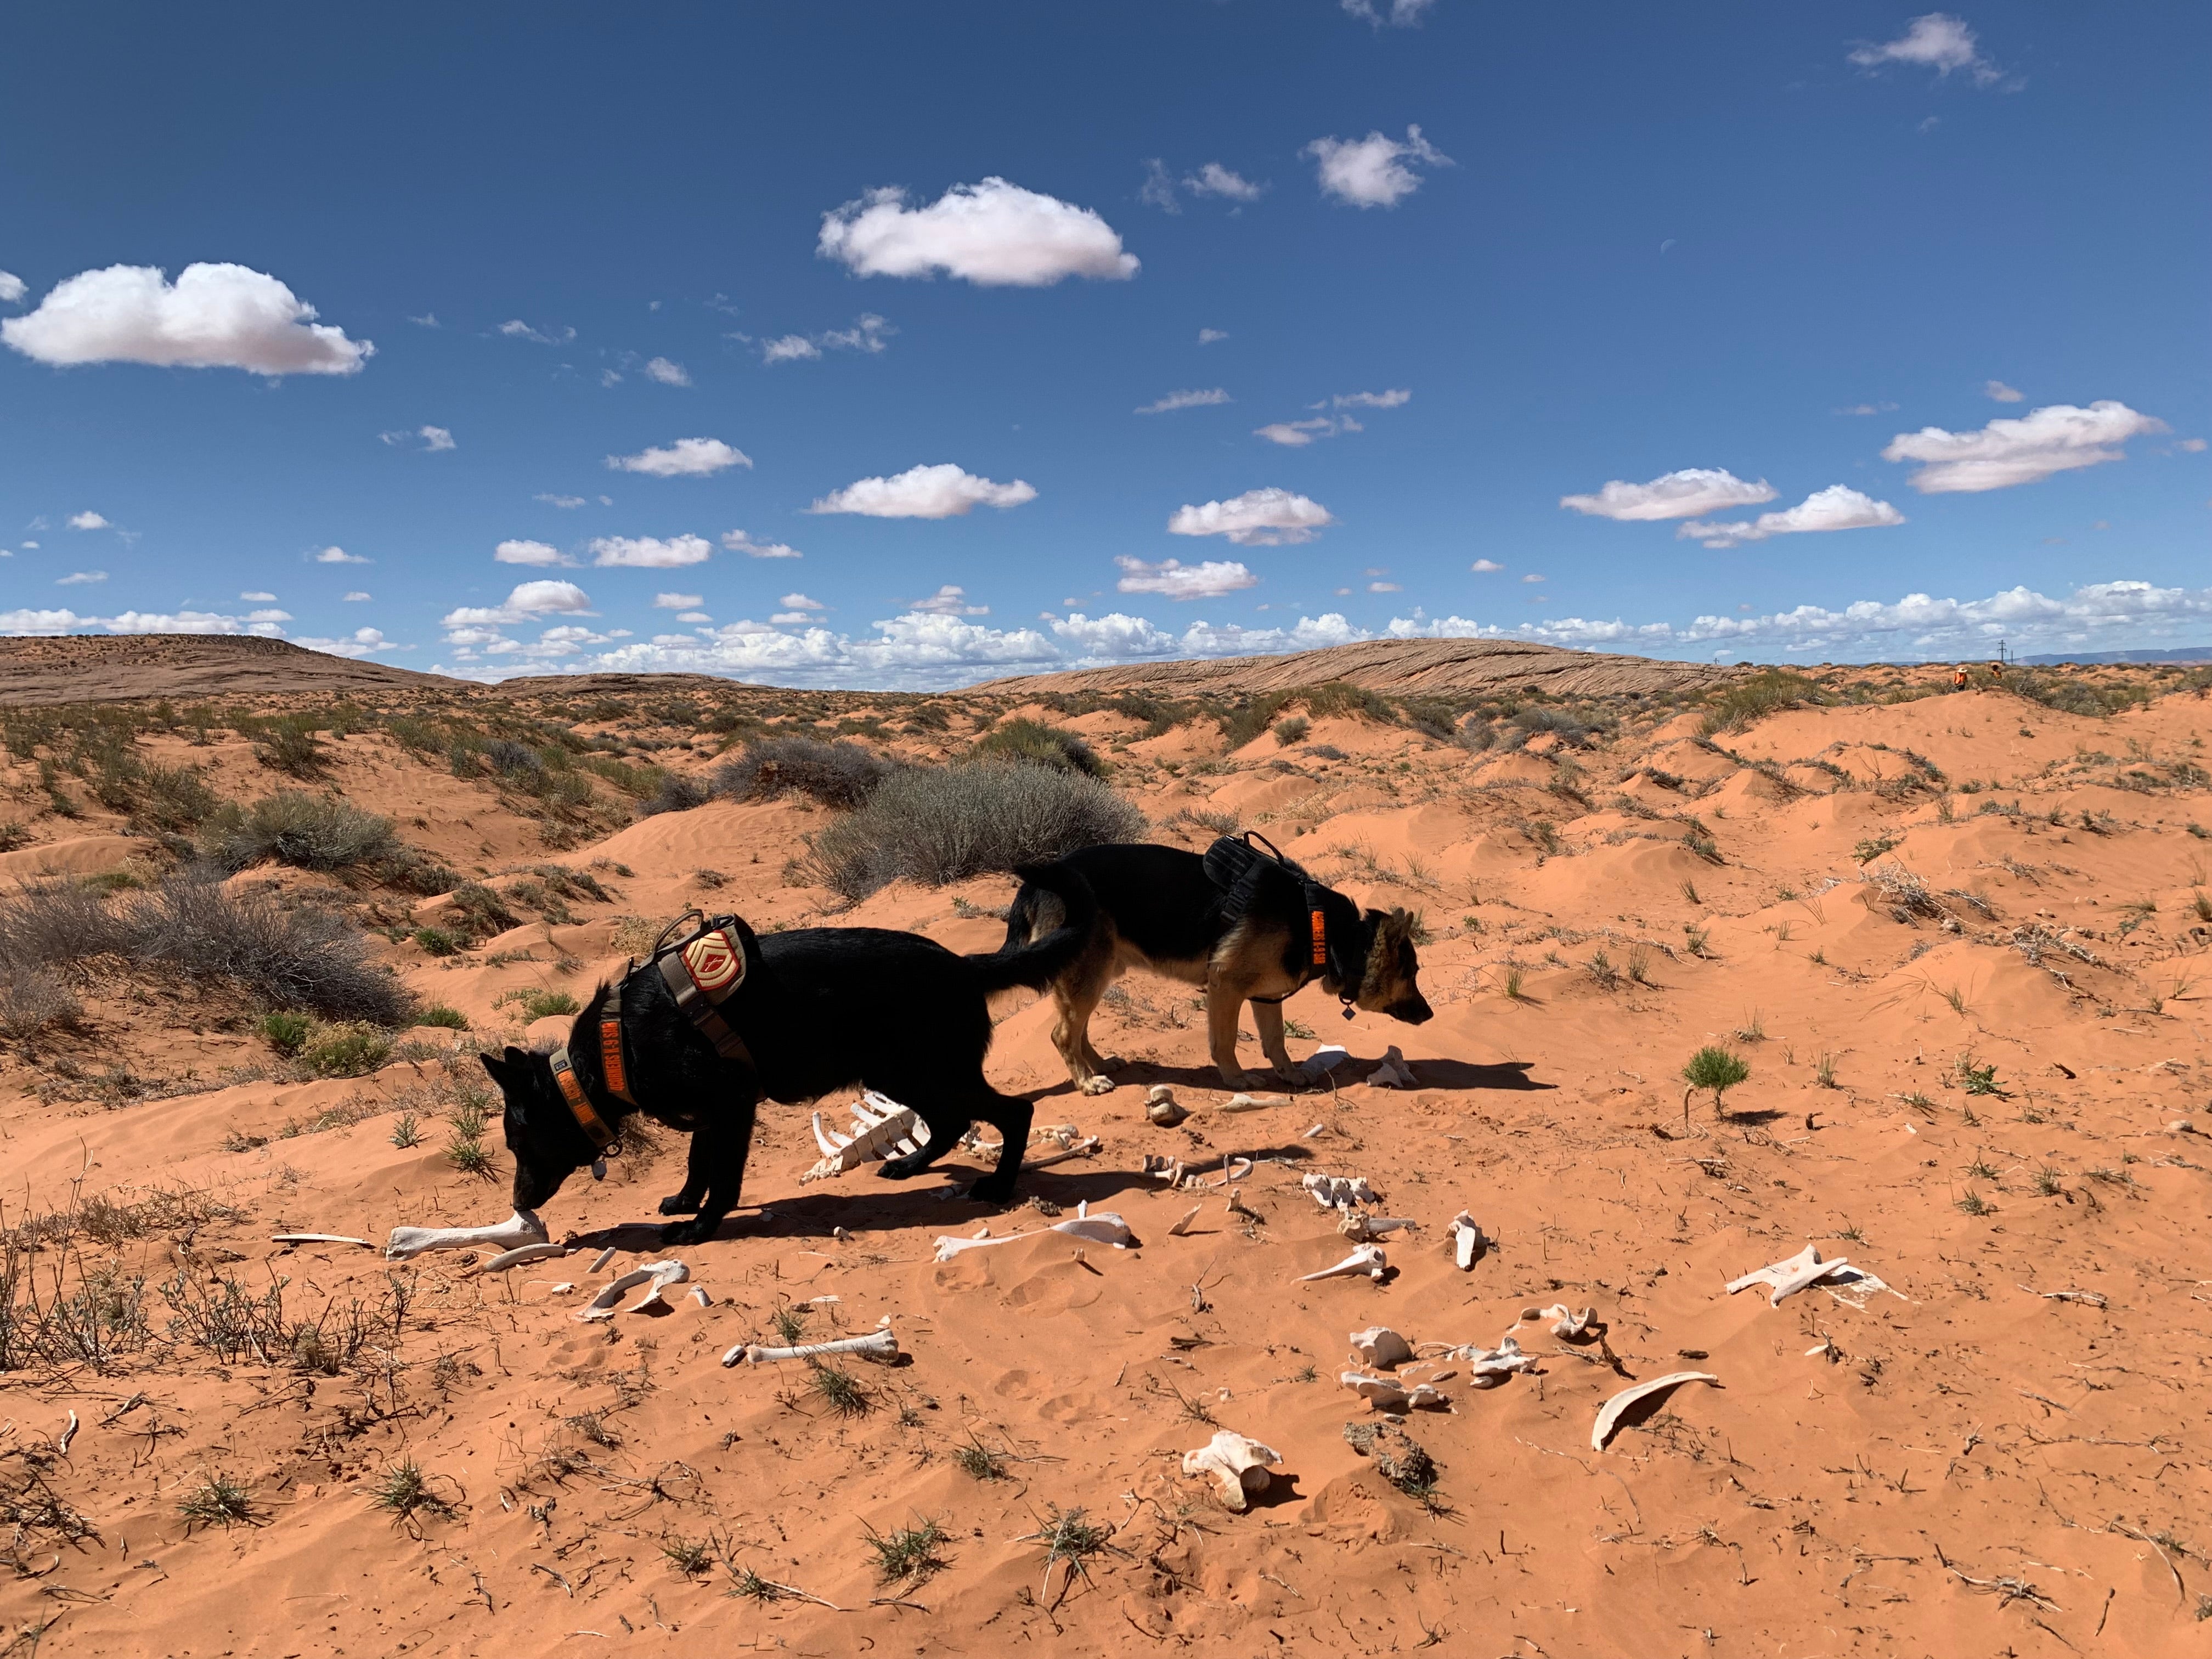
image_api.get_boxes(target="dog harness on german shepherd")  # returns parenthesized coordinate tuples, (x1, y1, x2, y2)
(1201, 831, 1363, 1018)
(546, 910, 757, 1161)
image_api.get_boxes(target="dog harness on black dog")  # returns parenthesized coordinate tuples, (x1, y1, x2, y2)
(1201, 831, 1363, 1018)
(545, 911, 758, 1164)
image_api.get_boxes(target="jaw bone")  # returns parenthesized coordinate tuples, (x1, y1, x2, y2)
(1298, 1244, 1387, 1283)
(725, 1316, 900, 1368)
(386, 1210, 548, 1261)
(1182, 1430, 1283, 1512)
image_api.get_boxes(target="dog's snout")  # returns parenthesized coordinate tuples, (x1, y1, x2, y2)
(1391, 997, 1434, 1025)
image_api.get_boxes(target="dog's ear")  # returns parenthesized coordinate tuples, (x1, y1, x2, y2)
(481, 1046, 533, 1092)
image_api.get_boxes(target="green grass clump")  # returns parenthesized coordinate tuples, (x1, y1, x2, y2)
(258, 1011, 313, 1055)
(970, 718, 1105, 777)
(178, 1473, 258, 1530)
(295, 1021, 393, 1079)
(1681, 1045, 1750, 1120)
(866, 1516, 950, 1584)
(413, 1003, 469, 1030)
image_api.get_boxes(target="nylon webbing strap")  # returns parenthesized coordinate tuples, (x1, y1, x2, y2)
(658, 923, 756, 1066)
(599, 977, 637, 1108)
(548, 1048, 619, 1153)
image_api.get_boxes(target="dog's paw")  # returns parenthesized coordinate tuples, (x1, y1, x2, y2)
(965, 1176, 1017, 1206)
(657, 1195, 702, 1216)
(877, 1154, 926, 1182)
(1079, 1075, 1115, 1096)
(659, 1217, 714, 1245)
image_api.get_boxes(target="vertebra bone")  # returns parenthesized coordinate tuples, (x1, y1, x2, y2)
(1364, 1046, 1415, 1088)
(1726, 1244, 1855, 1306)
(1146, 1085, 1188, 1126)
(1298, 1044, 1350, 1081)
(1417, 1335, 1538, 1388)
(1298, 1244, 1387, 1283)
(1348, 1325, 1413, 1369)
(1182, 1430, 1282, 1512)
(1448, 1212, 1487, 1269)
(1339, 1212, 1415, 1243)
(386, 1209, 548, 1261)
(1304, 1173, 1381, 1211)
(1340, 1369, 1442, 1410)
(1543, 1303, 1598, 1340)
(801, 1091, 930, 1183)
(1592, 1371, 1718, 1451)
(725, 1315, 899, 1368)
(576, 1259, 689, 1321)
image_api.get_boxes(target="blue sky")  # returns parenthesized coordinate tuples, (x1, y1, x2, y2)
(3, 2, 2205, 686)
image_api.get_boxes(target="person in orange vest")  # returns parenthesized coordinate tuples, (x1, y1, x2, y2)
(1952, 665, 1969, 691)
(1987, 660, 2004, 681)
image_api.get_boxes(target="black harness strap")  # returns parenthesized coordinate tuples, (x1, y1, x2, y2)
(1205, 831, 1363, 1018)
(654, 912, 758, 1067)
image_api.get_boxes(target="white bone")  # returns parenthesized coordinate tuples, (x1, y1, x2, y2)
(1592, 1372, 1719, 1451)
(55, 1411, 77, 1457)
(1220, 1093, 1290, 1114)
(1299, 1244, 1387, 1283)
(1448, 1212, 1486, 1269)
(689, 1286, 712, 1308)
(545, 1282, 576, 1294)
(1348, 1325, 1413, 1369)
(1146, 1086, 1188, 1127)
(1304, 1174, 1380, 1211)
(932, 1210, 1133, 1262)
(576, 1259, 689, 1321)
(724, 1316, 898, 1367)
(1415, 1335, 1537, 1388)
(588, 1246, 617, 1273)
(270, 1233, 374, 1249)
(1340, 1369, 1442, 1410)
(1726, 1245, 1857, 1306)
(1181, 1430, 1282, 1512)
(478, 1242, 569, 1273)
(799, 1091, 930, 1183)
(386, 1209, 548, 1261)
(1147, 1154, 1250, 1190)
(1168, 1205, 1203, 1237)
(1299, 1045, 1351, 1080)
(1339, 1213, 1415, 1242)
(1543, 1304, 1598, 1340)
(1023, 1136, 1099, 1171)
(1364, 1046, 1415, 1088)
(1303, 1123, 1325, 1138)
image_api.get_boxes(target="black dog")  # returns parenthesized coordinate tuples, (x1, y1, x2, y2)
(1002, 839, 1431, 1092)
(481, 867, 1094, 1244)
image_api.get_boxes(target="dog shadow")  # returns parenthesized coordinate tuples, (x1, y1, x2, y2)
(1396, 1058, 1554, 1093)
(1071, 1056, 1554, 1096)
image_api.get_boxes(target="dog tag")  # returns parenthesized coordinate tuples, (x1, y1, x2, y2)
(590, 1159, 608, 1181)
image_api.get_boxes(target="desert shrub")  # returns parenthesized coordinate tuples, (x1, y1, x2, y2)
(970, 719, 1104, 778)
(1457, 718, 1496, 752)
(252, 717, 328, 778)
(482, 739, 544, 779)
(1272, 715, 1311, 746)
(1699, 669, 1829, 736)
(714, 736, 895, 810)
(295, 1021, 392, 1079)
(1505, 706, 1602, 749)
(137, 763, 223, 833)
(516, 989, 579, 1020)
(201, 792, 400, 874)
(808, 760, 1146, 900)
(120, 876, 414, 1025)
(638, 771, 713, 817)
(258, 1011, 312, 1054)
(414, 1003, 469, 1030)
(0, 881, 127, 967)
(1398, 699, 1459, 742)
(413, 927, 461, 956)
(445, 883, 520, 941)
(2007, 670, 2141, 718)
(0, 970, 83, 1040)
(0, 822, 28, 853)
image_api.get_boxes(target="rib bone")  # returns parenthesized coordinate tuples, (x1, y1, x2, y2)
(725, 1316, 899, 1368)
(271, 1233, 374, 1249)
(386, 1209, 548, 1261)
(1298, 1244, 1387, 1283)
(800, 1091, 930, 1183)
(576, 1259, 689, 1321)
(1448, 1212, 1487, 1269)
(478, 1242, 569, 1273)
(1592, 1371, 1719, 1451)
(1340, 1369, 1442, 1410)
(1181, 1430, 1282, 1511)
(932, 1206, 1133, 1262)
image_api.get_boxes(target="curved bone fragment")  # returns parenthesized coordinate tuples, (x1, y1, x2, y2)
(690, 1286, 712, 1307)
(1304, 1174, 1380, 1211)
(1022, 1135, 1099, 1171)
(1726, 1245, 1857, 1306)
(1181, 1430, 1282, 1511)
(1448, 1212, 1487, 1269)
(800, 1091, 929, 1183)
(54, 1411, 77, 1457)
(386, 1209, 548, 1261)
(724, 1316, 899, 1368)
(1168, 1204, 1203, 1238)
(1340, 1369, 1442, 1410)
(576, 1259, 689, 1322)
(1364, 1046, 1415, 1088)
(588, 1246, 617, 1274)
(1219, 1093, 1289, 1114)
(1299, 1244, 1387, 1283)
(1543, 1304, 1598, 1341)
(1298, 1045, 1350, 1080)
(270, 1233, 375, 1250)
(1340, 1212, 1415, 1243)
(478, 1242, 569, 1273)
(1592, 1371, 1719, 1451)
(933, 1209, 1133, 1262)
(1348, 1325, 1413, 1369)
(1417, 1335, 1537, 1387)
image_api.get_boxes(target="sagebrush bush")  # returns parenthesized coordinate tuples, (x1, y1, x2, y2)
(253, 718, 328, 778)
(1699, 670, 1829, 736)
(1271, 715, 1310, 746)
(414, 1003, 470, 1030)
(258, 1011, 312, 1054)
(638, 771, 713, 817)
(969, 718, 1105, 778)
(807, 760, 1146, 900)
(135, 763, 223, 832)
(0, 970, 83, 1041)
(715, 736, 895, 810)
(295, 1020, 393, 1078)
(123, 877, 414, 1024)
(201, 791, 401, 874)
(444, 883, 520, 941)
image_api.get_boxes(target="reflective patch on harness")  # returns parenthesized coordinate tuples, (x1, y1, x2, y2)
(1311, 909, 1328, 968)
(684, 930, 744, 994)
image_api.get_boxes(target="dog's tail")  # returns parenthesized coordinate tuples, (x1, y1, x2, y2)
(968, 861, 1097, 993)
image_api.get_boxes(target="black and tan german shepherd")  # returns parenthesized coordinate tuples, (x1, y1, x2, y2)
(481, 866, 1094, 1244)
(1000, 839, 1430, 1093)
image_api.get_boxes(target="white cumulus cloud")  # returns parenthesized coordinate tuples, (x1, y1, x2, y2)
(1, 263, 373, 375)
(909, 585, 988, 617)
(589, 534, 713, 568)
(67, 511, 110, 530)
(0, 271, 24, 304)
(240, 590, 276, 601)
(1186, 163, 1263, 202)
(642, 357, 690, 386)
(606, 437, 751, 477)
(1679, 485, 1907, 548)
(58, 571, 106, 585)
(1198, 328, 1228, 345)
(1560, 467, 1777, 522)
(1342, 0, 1435, 25)
(1255, 419, 1336, 447)
(340, 592, 369, 602)
(762, 314, 892, 364)
(722, 529, 802, 559)
(1471, 559, 1504, 573)
(653, 592, 703, 610)
(1114, 556, 1258, 600)
(1169, 488, 1335, 546)
(809, 464, 1037, 518)
(818, 178, 1139, 286)
(1984, 379, 2024, 403)
(1305, 126, 1451, 208)
(313, 546, 370, 565)
(1136, 387, 1230, 415)
(1335, 388, 1409, 409)
(535, 493, 587, 509)
(1882, 401, 2166, 493)
(495, 539, 571, 567)
(498, 319, 574, 345)
(441, 580, 595, 627)
(1849, 13, 2005, 86)
(293, 627, 392, 659)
